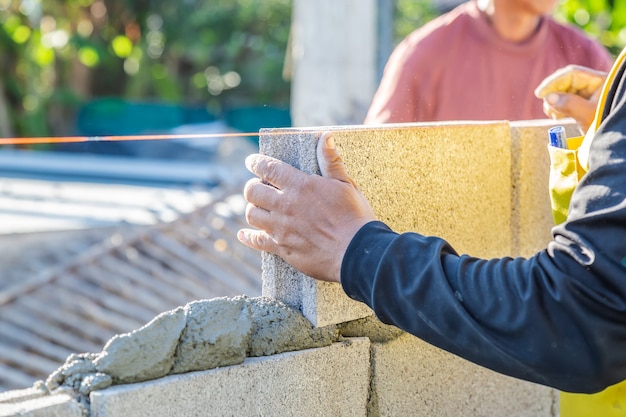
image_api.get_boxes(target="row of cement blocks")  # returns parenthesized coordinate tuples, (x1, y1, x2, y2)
(258, 119, 576, 416)
(1, 336, 555, 416)
(1, 120, 573, 416)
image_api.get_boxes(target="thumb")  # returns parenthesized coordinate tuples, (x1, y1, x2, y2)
(316, 133, 355, 185)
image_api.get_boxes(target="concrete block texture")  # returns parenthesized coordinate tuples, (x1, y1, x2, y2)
(331, 122, 513, 258)
(0, 386, 47, 405)
(0, 394, 84, 417)
(510, 119, 581, 257)
(260, 122, 513, 327)
(90, 338, 371, 417)
(370, 333, 558, 417)
(259, 128, 373, 328)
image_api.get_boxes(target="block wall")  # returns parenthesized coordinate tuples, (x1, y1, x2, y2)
(258, 120, 574, 417)
(260, 120, 578, 327)
(1, 120, 576, 417)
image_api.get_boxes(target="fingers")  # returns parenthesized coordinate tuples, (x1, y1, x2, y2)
(543, 92, 597, 132)
(245, 153, 304, 191)
(316, 133, 358, 188)
(244, 197, 273, 232)
(535, 65, 607, 99)
(237, 228, 277, 253)
(536, 65, 606, 133)
(535, 67, 573, 98)
(570, 69, 605, 98)
(239, 180, 280, 254)
(542, 99, 565, 120)
(243, 177, 280, 214)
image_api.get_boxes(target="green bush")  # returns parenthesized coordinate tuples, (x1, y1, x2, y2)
(0, 0, 292, 138)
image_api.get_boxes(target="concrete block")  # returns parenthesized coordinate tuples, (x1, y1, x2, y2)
(510, 119, 581, 257)
(90, 338, 371, 417)
(333, 122, 513, 258)
(260, 122, 513, 327)
(0, 394, 84, 417)
(370, 333, 557, 417)
(259, 129, 373, 328)
(0, 386, 47, 404)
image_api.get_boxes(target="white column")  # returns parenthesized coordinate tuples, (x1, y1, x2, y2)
(290, 0, 379, 127)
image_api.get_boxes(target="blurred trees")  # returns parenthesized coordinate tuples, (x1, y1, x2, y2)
(555, 0, 626, 55)
(394, 0, 438, 41)
(0, 0, 624, 138)
(0, 0, 291, 137)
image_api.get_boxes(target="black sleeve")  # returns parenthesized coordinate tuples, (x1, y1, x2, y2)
(340, 63, 626, 394)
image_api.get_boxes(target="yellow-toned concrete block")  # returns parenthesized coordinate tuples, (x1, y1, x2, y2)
(333, 122, 512, 258)
(370, 333, 556, 416)
(260, 122, 513, 327)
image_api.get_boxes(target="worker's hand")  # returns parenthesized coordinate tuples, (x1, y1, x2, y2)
(534, 65, 607, 132)
(238, 133, 376, 283)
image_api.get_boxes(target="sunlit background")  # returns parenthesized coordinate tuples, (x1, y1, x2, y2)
(0, 0, 624, 392)
(1, 0, 623, 140)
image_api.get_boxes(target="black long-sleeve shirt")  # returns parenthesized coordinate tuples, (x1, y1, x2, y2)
(341, 59, 626, 394)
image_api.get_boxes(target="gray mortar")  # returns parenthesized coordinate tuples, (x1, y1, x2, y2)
(14, 295, 402, 416)
(337, 315, 404, 343)
(170, 297, 252, 374)
(94, 306, 187, 384)
(248, 296, 338, 357)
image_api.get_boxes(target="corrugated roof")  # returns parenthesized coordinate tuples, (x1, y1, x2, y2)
(0, 187, 262, 392)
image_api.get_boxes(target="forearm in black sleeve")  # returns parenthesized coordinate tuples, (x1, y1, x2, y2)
(340, 221, 626, 393)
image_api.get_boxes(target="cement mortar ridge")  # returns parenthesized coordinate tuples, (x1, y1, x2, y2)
(3, 295, 402, 416)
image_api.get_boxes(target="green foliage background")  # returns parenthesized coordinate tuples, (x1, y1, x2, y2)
(555, 0, 626, 55)
(0, 0, 624, 138)
(0, 0, 292, 138)
(395, 0, 626, 55)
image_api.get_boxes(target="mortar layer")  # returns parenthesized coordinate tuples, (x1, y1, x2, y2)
(171, 297, 252, 374)
(36, 297, 343, 399)
(94, 306, 187, 384)
(248, 295, 338, 357)
(9, 295, 402, 416)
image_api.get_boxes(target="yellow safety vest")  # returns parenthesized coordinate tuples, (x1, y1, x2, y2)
(548, 47, 626, 416)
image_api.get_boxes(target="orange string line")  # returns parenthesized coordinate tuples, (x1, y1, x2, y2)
(0, 127, 378, 146)
(0, 131, 266, 146)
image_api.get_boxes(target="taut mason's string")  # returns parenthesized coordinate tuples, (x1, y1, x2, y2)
(0, 128, 370, 146)
(0, 132, 264, 146)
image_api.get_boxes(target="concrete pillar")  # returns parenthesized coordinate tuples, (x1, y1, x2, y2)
(289, 0, 380, 127)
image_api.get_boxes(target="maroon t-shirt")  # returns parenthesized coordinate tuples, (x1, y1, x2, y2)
(365, 1, 614, 124)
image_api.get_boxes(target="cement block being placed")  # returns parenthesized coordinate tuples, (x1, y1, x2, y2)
(331, 122, 513, 257)
(259, 128, 373, 328)
(260, 122, 513, 327)
(510, 119, 581, 257)
(370, 333, 557, 417)
(90, 338, 371, 417)
(0, 394, 84, 417)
